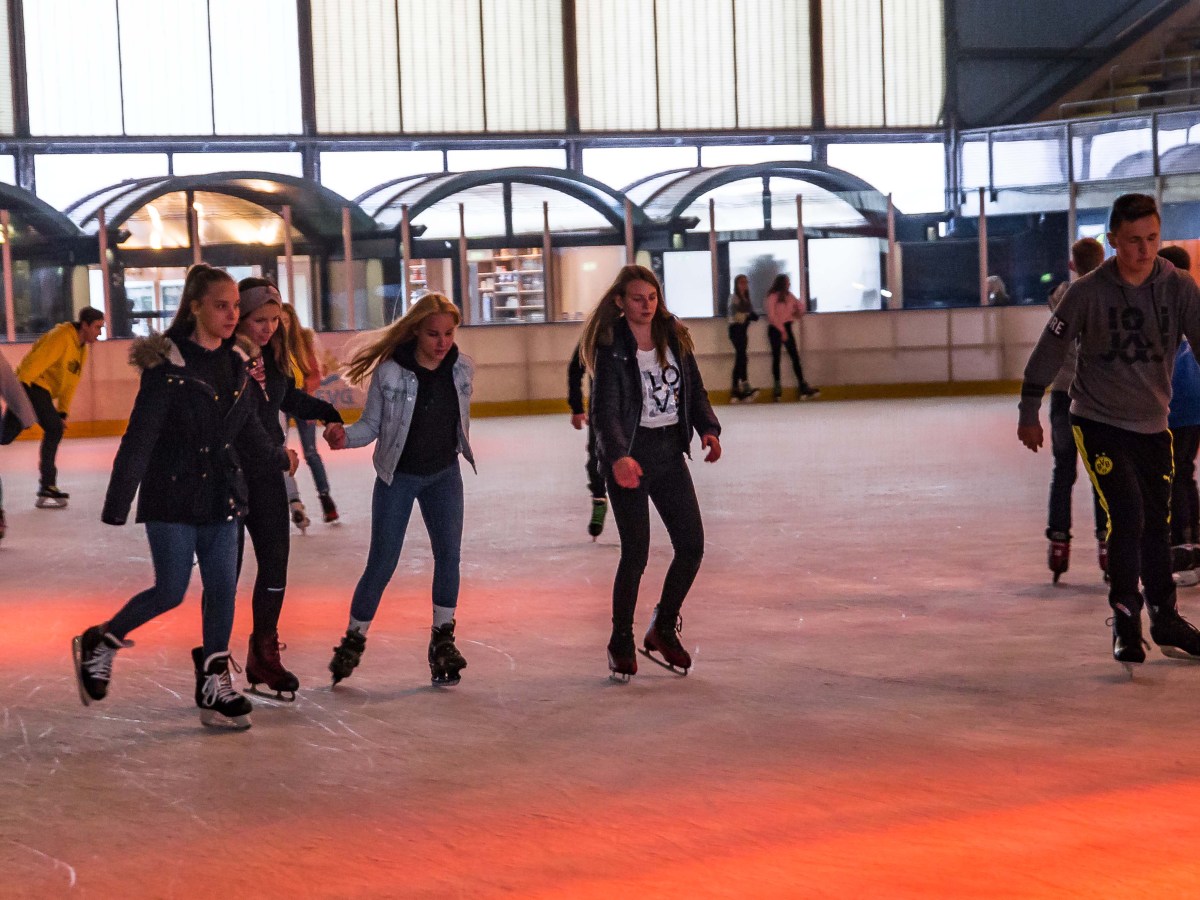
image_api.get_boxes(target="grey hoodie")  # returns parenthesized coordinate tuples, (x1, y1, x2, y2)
(1020, 256, 1200, 434)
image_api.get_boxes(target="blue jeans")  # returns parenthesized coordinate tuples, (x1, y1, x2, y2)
(108, 520, 239, 657)
(350, 463, 464, 622)
(296, 418, 331, 496)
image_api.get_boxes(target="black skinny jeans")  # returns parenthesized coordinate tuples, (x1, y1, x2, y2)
(24, 383, 63, 487)
(238, 471, 291, 636)
(1073, 415, 1175, 613)
(1048, 391, 1106, 539)
(585, 422, 605, 500)
(768, 322, 807, 389)
(1171, 424, 1200, 546)
(728, 322, 749, 389)
(606, 424, 704, 632)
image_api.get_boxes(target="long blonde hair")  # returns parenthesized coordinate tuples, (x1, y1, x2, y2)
(342, 293, 462, 386)
(280, 301, 313, 379)
(579, 264, 693, 373)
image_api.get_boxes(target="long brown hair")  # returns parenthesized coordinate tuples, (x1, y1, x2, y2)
(579, 264, 693, 373)
(166, 264, 235, 339)
(281, 301, 316, 379)
(732, 274, 752, 314)
(237, 276, 289, 372)
(342, 293, 462, 386)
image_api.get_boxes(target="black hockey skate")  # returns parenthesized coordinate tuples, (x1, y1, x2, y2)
(35, 485, 68, 509)
(1047, 532, 1070, 583)
(429, 621, 467, 687)
(0, 507, 5, 542)
(1108, 600, 1147, 677)
(245, 631, 300, 701)
(192, 647, 252, 730)
(640, 607, 691, 675)
(318, 492, 339, 524)
(1148, 603, 1200, 661)
(329, 628, 367, 685)
(290, 500, 310, 535)
(71, 625, 133, 705)
(607, 627, 637, 683)
(799, 384, 821, 400)
(588, 498, 607, 541)
(1172, 545, 1199, 587)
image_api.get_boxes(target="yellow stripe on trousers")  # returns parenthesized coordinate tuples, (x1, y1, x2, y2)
(1072, 424, 1113, 541)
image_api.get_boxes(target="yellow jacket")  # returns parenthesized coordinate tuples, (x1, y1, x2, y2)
(16, 322, 88, 414)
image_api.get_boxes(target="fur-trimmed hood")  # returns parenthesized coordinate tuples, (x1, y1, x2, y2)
(128, 333, 260, 371)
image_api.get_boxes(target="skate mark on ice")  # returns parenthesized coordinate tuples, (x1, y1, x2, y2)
(337, 720, 383, 746)
(147, 679, 182, 700)
(10, 841, 77, 888)
(463, 639, 516, 670)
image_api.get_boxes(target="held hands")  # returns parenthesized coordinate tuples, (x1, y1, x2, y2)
(285, 448, 299, 477)
(1017, 423, 1044, 452)
(612, 456, 643, 490)
(571, 413, 587, 430)
(701, 433, 722, 463)
(323, 422, 347, 450)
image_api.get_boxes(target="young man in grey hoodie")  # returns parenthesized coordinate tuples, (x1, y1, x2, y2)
(1018, 193, 1200, 671)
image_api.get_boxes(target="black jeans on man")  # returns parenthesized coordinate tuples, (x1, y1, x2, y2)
(728, 322, 749, 391)
(606, 424, 704, 631)
(24, 382, 64, 488)
(1171, 424, 1200, 546)
(1048, 390, 1106, 539)
(1073, 415, 1175, 612)
(768, 322, 808, 391)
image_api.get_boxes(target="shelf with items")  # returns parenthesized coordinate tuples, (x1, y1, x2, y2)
(472, 247, 546, 322)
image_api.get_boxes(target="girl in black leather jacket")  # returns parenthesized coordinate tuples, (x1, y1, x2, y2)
(580, 264, 722, 681)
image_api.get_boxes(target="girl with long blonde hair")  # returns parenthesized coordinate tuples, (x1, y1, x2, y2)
(325, 293, 477, 687)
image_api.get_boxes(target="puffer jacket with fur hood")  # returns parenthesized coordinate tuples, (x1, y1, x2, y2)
(102, 332, 288, 526)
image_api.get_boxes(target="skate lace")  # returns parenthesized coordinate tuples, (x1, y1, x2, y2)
(202, 657, 244, 706)
(84, 643, 119, 680)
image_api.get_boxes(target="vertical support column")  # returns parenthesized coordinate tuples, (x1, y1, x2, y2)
(458, 203, 470, 325)
(978, 187, 989, 306)
(542, 201, 555, 322)
(97, 210, 112, 320)
(342, 206, 355, 330)
(1155, 174, 1164, 212)
(1, 210, 12, 342)
(708, 199, 719, 315)
(1067, 182, 1078, 272)
(281, 204, 296, 308)
(624, 198, 635, 264)
(400, 204, 413, 312)
(886, 193, 900, 310)
(795, 195, 809, 310)
(189, 194, 202, 266)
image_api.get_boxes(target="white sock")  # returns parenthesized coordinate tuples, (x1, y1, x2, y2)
(348, 616, 371, 636)
(433, 605, 456, 628)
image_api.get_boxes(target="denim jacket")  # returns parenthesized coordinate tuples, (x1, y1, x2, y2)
(344, 351, 476, 484)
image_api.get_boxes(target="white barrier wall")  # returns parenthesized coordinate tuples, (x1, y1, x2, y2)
(0, 305, 1050, 429)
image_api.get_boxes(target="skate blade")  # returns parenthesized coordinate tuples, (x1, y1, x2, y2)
(1158, 646, 1200, 661)
(70, 636, 94, 707)
(35, 499, 68, 509)
(1120, 661, 1137, 679)
(431, 674, 462, 687)
(608, 671, 632, 684)
(638, 647, 689, 676)
(199, 709, 252, 730)
(247, 685, 296, 702)
(1052, 571, 1061, 583)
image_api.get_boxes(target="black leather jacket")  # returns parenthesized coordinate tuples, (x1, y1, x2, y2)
(590, 316, 721, 466)
(242, 348, 342, 479)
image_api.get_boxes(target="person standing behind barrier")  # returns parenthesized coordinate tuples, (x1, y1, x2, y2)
(765, 275, 818, 401)
(580, 264, 722, 682)
(0, 351, 35, 542)
(1159, 244, 1200, 587)
(3, 307, 105, 508)
(325, 293, 476, 688)
(1044, 237, 1108, 582)
(568, 343, 607, 539)
(727, 274, 759, 402)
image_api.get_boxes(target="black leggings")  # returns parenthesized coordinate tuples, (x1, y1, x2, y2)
(728, 322, 749, 389)
(585, 422, 605, 500)
(606, 425, 704, 631)
(238, 471, 291, 636)
(1171, 424, 1200, 546)
(768, 322, 807, 388)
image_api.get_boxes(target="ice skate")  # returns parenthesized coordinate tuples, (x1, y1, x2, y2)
(607, 627, 637, 683)
(318, 492, 339, 524)
(1108, 600, 1146, 678)
(772, 381, 782, 403)
(245, 631, 299, 701)
(1148, 603, 1200, 661)
(799, 384, 821, 400)
(290, 500, 310, 535)
(588, 498, 608, 541)
(71, 625, 133, 705)
(35, 485, 68, 509)
(192, 647, 252, 729)
(1047, 532, 1070, 583)
(329, 628, 367, 685)
(738, 380, 759, 403)
(0, 508, 5, 542)
(1173, 545, 1200, 587)
(640, 607, 691, 675)
(429, 620, 467, 686)
(1098, 538, 1109, 581)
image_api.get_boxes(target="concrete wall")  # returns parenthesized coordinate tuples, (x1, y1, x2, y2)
(0, 306, 1048, 433)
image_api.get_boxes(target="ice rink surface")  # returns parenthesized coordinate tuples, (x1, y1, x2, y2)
(4, 396, 1200, 898)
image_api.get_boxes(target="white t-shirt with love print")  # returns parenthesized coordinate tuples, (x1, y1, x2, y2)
(636, 346, 680, 428)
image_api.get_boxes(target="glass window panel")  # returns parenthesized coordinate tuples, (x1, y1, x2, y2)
(657, 0, 735, 130)
(960, 138, 989, 189)
(882, 0, 944, 127)
(192, 192, 300, 247)
(118, 0, 213, 135)
(823, 0, 883, 127)
(989, 137, 1065, 188)
(827, 142, 946, 213)
(509, 184, 612, 234)
(809, 237, 883, 312)
(767, 178, 868, 229)
(170, 152, 304, 177)
(700, 144, 813, 166)
(447, 149, 566, 171)
(582, 147, 698, 190)
(121, 191, 190, 249)
(577, 0, 657, 131)
(727, 240, 799, 309)
(0, 156, 15, 185)
(210, 0, 302, 135)
(411, 185, 508, 239)
(399, 0, 484, 133)
(312, 0, 400, 133)
(733, 0, 811, 129)
(0, 2, 13, 134)
(25, 0, 123, 135)
(662, 251, 715, 317)
(481, 0, 565, 132)
(320, 150, 444, 200)
(1083, 126, 1154, 181)
(34, 153, 170, 212)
